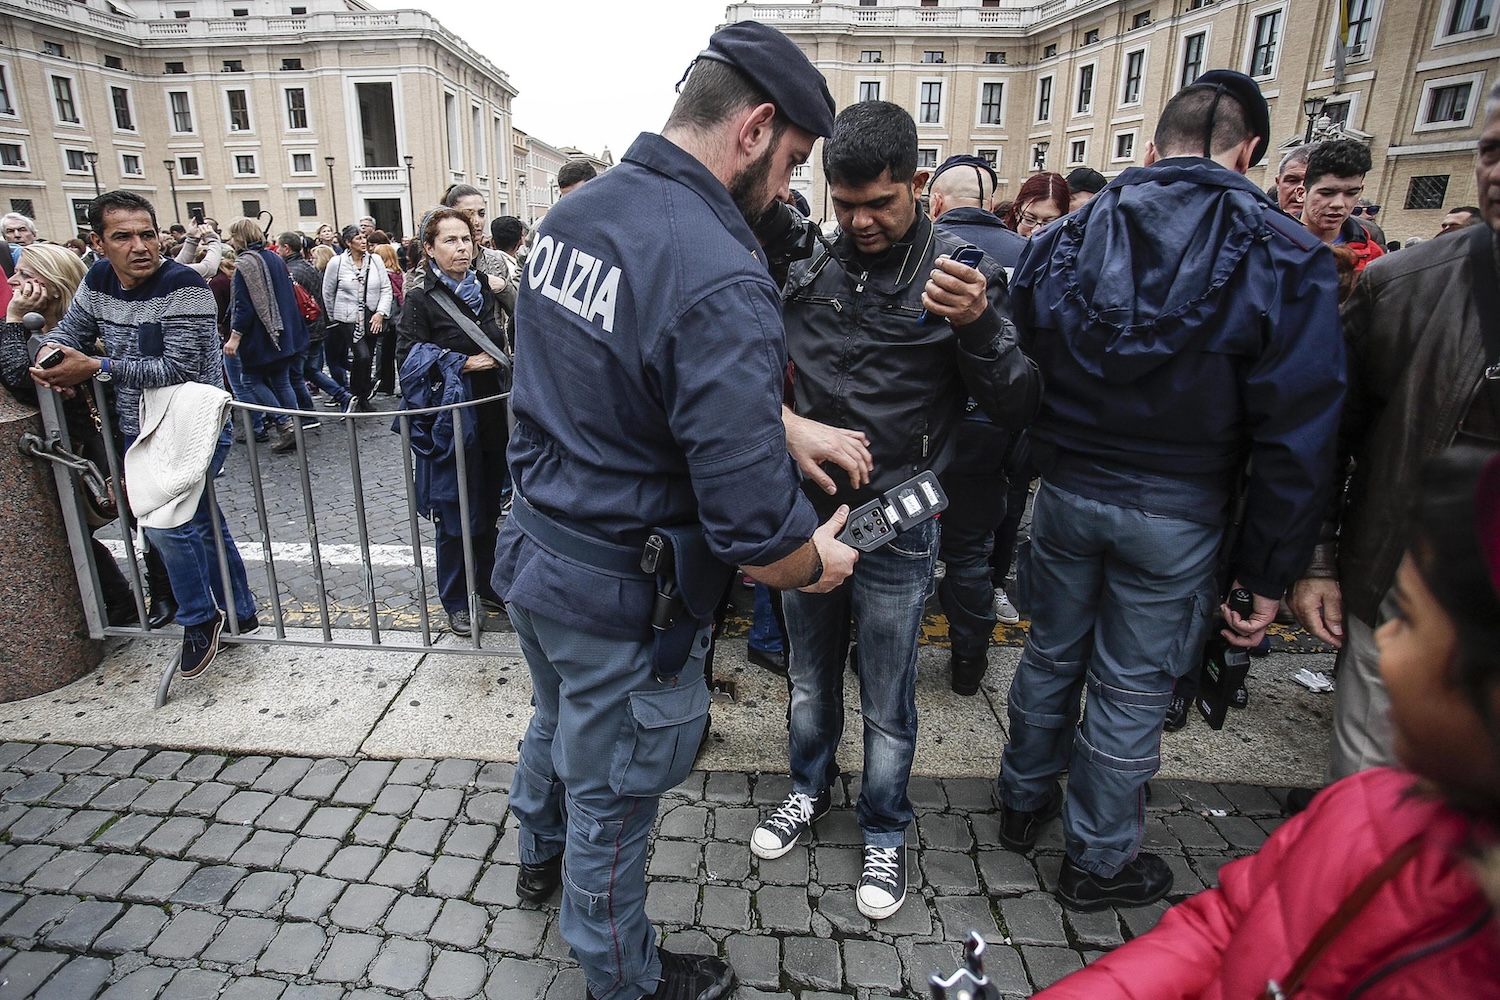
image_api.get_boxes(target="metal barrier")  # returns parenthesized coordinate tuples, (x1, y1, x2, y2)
(31, 379, 522, 708)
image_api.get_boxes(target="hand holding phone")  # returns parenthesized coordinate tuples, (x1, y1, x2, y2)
(919, 244, 987, 325)
(36, 346, 64, 369)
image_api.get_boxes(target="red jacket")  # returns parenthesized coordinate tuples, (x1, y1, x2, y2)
(1039, 768, 1499, 1000)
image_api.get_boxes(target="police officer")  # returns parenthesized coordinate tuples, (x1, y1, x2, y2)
(491, 22, 859, 1000)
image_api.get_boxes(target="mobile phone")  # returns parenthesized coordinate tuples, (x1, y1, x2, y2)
(918, 244, 986, 323)
(36, 346, 65, 369)
(192, 208, 205, 225)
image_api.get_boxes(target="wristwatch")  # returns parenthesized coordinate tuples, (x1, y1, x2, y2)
(94, 357, 113, 382)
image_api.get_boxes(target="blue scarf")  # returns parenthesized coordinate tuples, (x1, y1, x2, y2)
(435, 266, 483, 315)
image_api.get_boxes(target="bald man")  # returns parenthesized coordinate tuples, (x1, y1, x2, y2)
(929, 155, 1028, 269)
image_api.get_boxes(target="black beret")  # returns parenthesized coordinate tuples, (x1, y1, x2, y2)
(932, 153, 998, 187)
(694, 21, 836, 138)
(1192, 69, 1272, 167)
(1065, 166, 1107, 194)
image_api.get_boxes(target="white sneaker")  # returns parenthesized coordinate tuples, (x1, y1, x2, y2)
(993, 587, 1021, 625)
(857, 844, 907, 919)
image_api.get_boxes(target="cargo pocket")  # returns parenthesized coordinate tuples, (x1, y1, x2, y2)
(608, 678, 710, 798)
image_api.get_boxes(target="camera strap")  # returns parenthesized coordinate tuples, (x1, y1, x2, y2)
(1468, 224, 1500, 379)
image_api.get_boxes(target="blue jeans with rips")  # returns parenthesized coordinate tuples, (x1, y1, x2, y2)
(783, 516, 939, 848)
(998, 481, 1221, 877)
(506, 603, 711, 1000)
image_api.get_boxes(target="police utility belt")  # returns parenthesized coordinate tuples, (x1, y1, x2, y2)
(509, 496, 731, 684)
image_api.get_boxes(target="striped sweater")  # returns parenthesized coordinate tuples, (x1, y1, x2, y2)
(50, 258, 224, 436)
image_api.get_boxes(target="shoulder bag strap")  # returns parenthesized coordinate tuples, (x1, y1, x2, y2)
(429, 287, 512, 371)
(1468, 224, 1500, 379)
(1261, 835, 1424, 1000)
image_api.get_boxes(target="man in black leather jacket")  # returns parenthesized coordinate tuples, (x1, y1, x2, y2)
(750, 101, 1038, 922)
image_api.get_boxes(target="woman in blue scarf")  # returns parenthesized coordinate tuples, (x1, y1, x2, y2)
(397, 207, 511, 637)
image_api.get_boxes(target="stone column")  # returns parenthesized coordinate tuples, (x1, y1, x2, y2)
(0, 392, 104, 702)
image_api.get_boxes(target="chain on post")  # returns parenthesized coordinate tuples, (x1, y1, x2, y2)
(18, 433, 112, 507)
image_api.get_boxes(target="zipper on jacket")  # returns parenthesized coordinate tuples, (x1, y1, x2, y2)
(855, 270, 868, 294)
(922, 434, 929, 458)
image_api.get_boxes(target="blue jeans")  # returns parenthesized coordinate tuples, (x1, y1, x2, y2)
(302, 341, 350, 403)
(747, 584, 783, 654)
(507, 603, 710, 1000)
(221, 354, 264, 435)
(783, 516, 938, 847)
(286, 350, 316, 412)
(238, 358, 297, 428)
(937, 419, 1010, 657)
(132, 430, 257, 629)
(998, 481, 1220, 876)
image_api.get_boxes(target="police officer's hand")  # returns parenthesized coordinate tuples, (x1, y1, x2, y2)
(800, 505, 858, 594)
(783, 408, 873, 494)
(462, 352, 499, 373)
(1220, 581, 1280, 649)
(922, 255, 989, 328)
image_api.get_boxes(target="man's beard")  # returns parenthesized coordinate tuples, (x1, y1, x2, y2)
(728, 140, 779, 229)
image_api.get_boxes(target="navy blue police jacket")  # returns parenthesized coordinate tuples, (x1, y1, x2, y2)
(935, 206, 1029, 271)
(1009, 156, 1346, 599)
(492, 132, 820, 640)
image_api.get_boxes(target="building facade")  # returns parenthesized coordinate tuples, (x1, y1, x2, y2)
(0, 0, 517, 240)
(726, 0, 1498, 240)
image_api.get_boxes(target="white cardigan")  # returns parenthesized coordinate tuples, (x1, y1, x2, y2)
(321, 250, 393, 328)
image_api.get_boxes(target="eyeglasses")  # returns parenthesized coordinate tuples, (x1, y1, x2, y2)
(1018, 211, 1043, 228)
(1351, 205, 1380, 216)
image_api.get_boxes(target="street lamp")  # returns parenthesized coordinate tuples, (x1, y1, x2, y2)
(84, 150, 100, 196)
(163, 159, 181, 225)
(403, 154, 415, 240)
(1302, 96, 1328, 145)
(1032, 141, 1049, 172)
(325, 155, 339, 232)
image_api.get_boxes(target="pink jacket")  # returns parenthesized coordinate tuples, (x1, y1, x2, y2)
(1039, 768, 1499, 999)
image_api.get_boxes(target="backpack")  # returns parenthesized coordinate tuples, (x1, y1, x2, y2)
(292, 281, 321, 323)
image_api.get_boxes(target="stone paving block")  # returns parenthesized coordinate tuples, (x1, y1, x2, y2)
(46, 774, 111, 809)
(98, 964, 176, 999)
(414, 787, 464, 820)
(704, 841, 750, 883)
(485, 957, 554, 999)
(216, 790, 276, 825)
(175, 754, 228, 783)
(429, 899, 489, 948)
(755, 884, 812, 932)
(323, 845, 385, 882)
(388, 759, 435, 785)
(1190, 853, 1236, 890)
(658, 805, 708, 839)
(0, 773, 22, 795)
(431, 760, 479, 788)
(908, 775, 948, 811)
(330, 883, 399, 931)
(5, 806, 69, 843)
(368, 783, 421, 816)
(71, 855, 149, 898)
(252, 796, 316, 833)
(464, 791, 508, 825)
(1218, 782, 1281, 817)
(183, 823, 251, 863)
(135, 751, 192, 779)
(92, 749, 150, 777)
(699, 884, 752, 930)
(492, 827, 520, 865)
(978, 850, 1040, 896)
(280, 987, 344, 1000)
(935, 894, 1002, 943)
(330, 760, 394, 806)
(132, 779, 194, 814)
(485, 907, 548, 956)
(33, 954, 111, 1000)
(218, 756, 273, 787)
(1173, 780, 1235, 815)
(661, 928, 716, 956)
(918, 813, 974, 852)
(394, 817, 448, 855)
(1022, 945, 1084, 989)
(1165, 813, 1229, 852)
(219, 978, 286, 1000)
(783, 936, 842, 990)
(147, 909, 223, 959)
(944, 777, 997, 812)
(368, 850, 432, 889)
(1001, 892, 1068, 946)
(26, 849, 103, 892)
(0, 948, 67, 996)
(312, 931, 383, 982)
(648, 839, 701, 879)
(441, 823, 497, 859)
(724, 934, 780, 988)
(92, 904, 169, 955)
(257, 923, 328, 974)
(2, 772, 65, 805)
(171, 864, 248, 906)
(812, 846, 862, 886)
(644, 880, 698, 926)
(1117, 898, 1171, 940)
(352, 812, 401, 847)
(251, 759, 313, 794)
(843, 938, 903, 992)
(226, 870, 296, 914)
(137, 815, 206, 857)
(923, 849, 980, 894)
(383, 894, 442, 938)
(16, 745, 72, 772)
(0, 844, 59, 884)
(282, 875, 347, 921)
(201, 915, 280, 964)
(0, 891, 18, 921)
(811, 809, 863, 846)
(91, 778, 150, 812)
(1162, 852, 1206, 899)
(470, 864, 520, 907)
(54, 747, 108, 774)
(368, 937, 432, 992)
(159, 969, 229, 1000)
(0, 802, 25, 837)
(424, 856, 482, 898)
(712, 806, 758, 843)
(474, 762, 513, 792)
(1065, 907, 1125, 948)
(756, 845, 809, 886)
(42, 809, 115, 847)
(95, 814, 167, 853)
(1210, 815, 1268, 852)
(426, 949, 487, 999)
(0, 743, 38, 768)
(704, 772, 749, 804)
(43, 899, 123, 951)
(1, 893, 80, 939)
(173, 782, 236, 818)
(231, 831, 296, 869)
(291, 759, 349, 800)
(278, 837, 338, 874)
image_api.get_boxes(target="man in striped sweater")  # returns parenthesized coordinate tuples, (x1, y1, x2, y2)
(30, 190, 257, 679)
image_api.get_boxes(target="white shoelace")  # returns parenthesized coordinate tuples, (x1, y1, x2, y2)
(862, 845, 901, 886)
(764, 792, 817, 835)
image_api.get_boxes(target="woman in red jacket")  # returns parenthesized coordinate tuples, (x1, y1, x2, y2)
(1040, 447, 1500, 999)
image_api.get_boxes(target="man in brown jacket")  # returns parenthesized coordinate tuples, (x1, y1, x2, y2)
(1290, 82, 1500, 782)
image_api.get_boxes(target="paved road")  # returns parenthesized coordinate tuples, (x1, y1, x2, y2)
(0, 740, 1287, 999)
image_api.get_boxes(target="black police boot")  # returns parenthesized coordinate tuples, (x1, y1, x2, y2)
(516, 854, 562, 903)
(1055, 853, 1173, 912)
(950, 650, 988, 696)
(998, 780, 1063, 854)
(145, 549, 177, 630)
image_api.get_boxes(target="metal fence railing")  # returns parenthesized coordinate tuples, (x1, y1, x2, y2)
(27, 379, 521, 708)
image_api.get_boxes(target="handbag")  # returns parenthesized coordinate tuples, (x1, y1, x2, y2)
(292, 281, 321, 323)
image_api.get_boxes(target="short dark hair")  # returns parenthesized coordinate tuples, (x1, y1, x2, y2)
(823, 101, 917, 187)
(664, 57, 773, 133)
(557, 161, 597, 189)
(169, 224, 187, 236)
(1305, 138, 1372, 186)
(441, 184, 484, 208)
(490, 216, 525, 252)
(88, 190, 157, 236)
(277, 231, 305, 253)
(1153, 84, 1253, 159)
(1448, 205, 1482, 216)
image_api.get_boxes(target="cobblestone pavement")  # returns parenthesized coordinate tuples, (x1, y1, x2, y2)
(0, 740, 1289, 999)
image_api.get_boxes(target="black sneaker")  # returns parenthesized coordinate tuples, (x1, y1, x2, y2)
(998, 780, 1063, 853)
(179, 613, 222, 678)
(647, 947, 735, 1000)
(1055, 852, 1172, 912)
(449, 610, 473, 637)
(750, 789, 830, 860)
(857, 844, 907, 919)
(515, 854, 561, 903)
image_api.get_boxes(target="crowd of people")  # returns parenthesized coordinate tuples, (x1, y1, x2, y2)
(1, 16, 1498, 1000)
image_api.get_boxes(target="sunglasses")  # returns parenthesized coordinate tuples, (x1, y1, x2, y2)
(1351, 205, 1380, 216)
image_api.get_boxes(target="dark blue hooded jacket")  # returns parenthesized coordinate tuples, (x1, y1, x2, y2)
(1010, 157, 1345, 598)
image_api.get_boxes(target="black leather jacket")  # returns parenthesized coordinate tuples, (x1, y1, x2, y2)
(783, 213, 1040, 517)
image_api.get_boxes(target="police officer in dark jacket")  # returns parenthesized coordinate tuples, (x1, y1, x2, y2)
(491, 23, 857, 1000)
